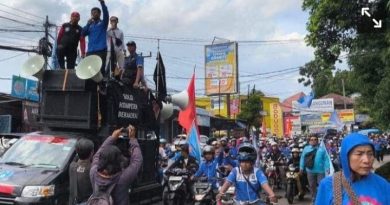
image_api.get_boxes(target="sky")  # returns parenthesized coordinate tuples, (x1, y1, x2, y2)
(0, 0, 314, 101)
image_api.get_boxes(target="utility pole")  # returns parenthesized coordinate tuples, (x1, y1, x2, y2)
(342, 79, 346, 109)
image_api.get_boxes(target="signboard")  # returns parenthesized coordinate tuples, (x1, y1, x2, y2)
(117, 92, 140, 125)
(301, 109, 355, 126)
(0, 115, 11, 133)
(230, 97, 240, 116)
(284, 115, 301, 137)
(293, 98, 334, 113)
(22, 101, 40, 131)
(205, 42, 238, 95)
(10, 76, 39, 102)
(210, 96, 225, 110)
(11, 76, 26, 99)
(270, 103, 283, 137)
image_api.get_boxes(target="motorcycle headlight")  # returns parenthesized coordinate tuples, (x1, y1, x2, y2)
(21, 185, 55, 198)
(195, 194, 206, 201)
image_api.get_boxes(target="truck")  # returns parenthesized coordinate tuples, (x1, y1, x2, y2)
(0, 68, 162, 204)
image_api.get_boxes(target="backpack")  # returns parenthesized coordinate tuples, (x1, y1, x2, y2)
(304, 148, 317, 169)
(86, 183, 116, 205)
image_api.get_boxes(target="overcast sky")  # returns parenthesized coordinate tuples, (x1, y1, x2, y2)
(0, 0, 313, 100)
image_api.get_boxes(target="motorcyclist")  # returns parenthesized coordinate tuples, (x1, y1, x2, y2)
(280, 140, 291, 159)
(229, 138, 238, 159)
(217, 142, 278, 205)
(194, 145, 223, 191)
(266, 141, 284, 189)
(287, 148, 304, 198)
(219, 146, 238, 177)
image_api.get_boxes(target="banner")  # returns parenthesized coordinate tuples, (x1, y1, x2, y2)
(10, 76, 39, 102)
(294, 98, 334, 113)
(270, 103, 283, 137)
(284, 115, 301, 137)
(230, 97, 240, 116)
(205, 42, 238, 95)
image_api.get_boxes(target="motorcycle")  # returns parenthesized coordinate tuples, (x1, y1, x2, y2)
(265, 160, 278, 190)
(219, 186, 235, 205)
(192, 177, 214, 205)
(285, 164, 301, 204)
(162, 168, 191, 205)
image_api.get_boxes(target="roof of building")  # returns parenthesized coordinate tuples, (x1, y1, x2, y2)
(280, 92, 305, 112)
(320, 93, 353, 105)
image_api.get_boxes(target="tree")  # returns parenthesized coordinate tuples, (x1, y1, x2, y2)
(237, 92, 263, 129)
(300, 0, 390, 129)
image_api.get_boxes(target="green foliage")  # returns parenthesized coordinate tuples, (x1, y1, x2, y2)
(237, 92, 263, 129)
(300, 0, 390, 129)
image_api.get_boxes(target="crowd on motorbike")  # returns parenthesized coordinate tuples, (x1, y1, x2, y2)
(156, 131, 390, 205)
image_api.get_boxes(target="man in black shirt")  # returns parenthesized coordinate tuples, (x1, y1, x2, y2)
(69, 138, 94, 205)
(57, 12, 86, 69)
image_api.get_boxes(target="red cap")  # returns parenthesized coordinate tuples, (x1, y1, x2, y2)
(71, 12, 80, 18)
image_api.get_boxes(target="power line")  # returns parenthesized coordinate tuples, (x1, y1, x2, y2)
(0, 8, 42, 24)
(0, 53, 26, 63)
(0, 15, 41, 27)
(0, 3, 44, 20)
(0, 28, 44, 33)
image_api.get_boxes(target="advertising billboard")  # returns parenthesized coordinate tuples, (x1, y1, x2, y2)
(10, 75, 39, 102)
(205, 42, 238, 95)
(270, 103, 284, 137)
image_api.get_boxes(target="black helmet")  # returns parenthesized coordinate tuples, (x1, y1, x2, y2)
(180, 143, 189, 153)
(237, 142, 257, 162)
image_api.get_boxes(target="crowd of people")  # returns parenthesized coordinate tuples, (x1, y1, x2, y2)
(158, 131, 390, 205)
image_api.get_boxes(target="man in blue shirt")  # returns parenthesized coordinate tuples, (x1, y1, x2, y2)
(121, 41, 146, 90)
(82, 0, 109, 77)
(194, 145, 222, 190)
(217, 143, 277, 205)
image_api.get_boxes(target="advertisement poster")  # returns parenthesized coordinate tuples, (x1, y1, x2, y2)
(284, 115, 301, 137)
(205, 42, 238, 95)
(270, 103, 284, 137)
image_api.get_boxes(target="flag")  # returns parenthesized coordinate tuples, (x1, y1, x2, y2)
(153, 51, 167, 102)
(329, 110, 344, 131)
(250, 127, 260, 168)
(297, 91, 314, 108)
(188, 120, 202, 162)
(50, 38, 58, 70)
(320, 138, 335, 176)
(178, 73, 196, 132)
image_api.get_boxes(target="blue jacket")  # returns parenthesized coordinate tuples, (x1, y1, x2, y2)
(299, 144, 329, 174)
(315, 133, 390, 205)
(82, 1, 109, 53)
(194, 153, 223, 188)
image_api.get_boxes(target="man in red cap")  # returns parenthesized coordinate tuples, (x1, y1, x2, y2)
(56, 11, 86, 69)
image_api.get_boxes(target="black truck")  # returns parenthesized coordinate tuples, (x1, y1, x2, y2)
(0, 69, 162, 204)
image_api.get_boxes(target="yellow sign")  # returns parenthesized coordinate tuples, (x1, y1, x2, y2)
(205, 42, 238, 95)
(321, 109, 355, 123)
(270, 103, 284, 137)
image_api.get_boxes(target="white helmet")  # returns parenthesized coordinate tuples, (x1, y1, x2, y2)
(270, 141, 278, 146)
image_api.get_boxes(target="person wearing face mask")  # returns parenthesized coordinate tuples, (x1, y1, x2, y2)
(315, 133, 390, 205)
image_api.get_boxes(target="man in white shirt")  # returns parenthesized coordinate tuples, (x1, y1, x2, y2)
(106, 16, 125, 77)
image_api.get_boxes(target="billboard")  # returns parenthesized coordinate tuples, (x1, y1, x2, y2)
(284, 115, 301, 137)
(10, 75, 39, 102)
(301, 109, 355, 125)
(270, 103, 284, 137)
(293, 98, 334, 113)
(205, 42, 238, 95)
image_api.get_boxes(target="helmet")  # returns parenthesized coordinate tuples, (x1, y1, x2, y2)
(173, 139, 180, 146)
(291, 148, 300, 153)
(220, 137, 228, 142)
(237, 143, 257, 162)
(270, 141, 278, 146)
(159, 138, 167, 144)
(203, 145, 214, 155)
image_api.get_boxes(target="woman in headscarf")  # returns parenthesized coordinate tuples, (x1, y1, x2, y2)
(315, 133, 390, 205)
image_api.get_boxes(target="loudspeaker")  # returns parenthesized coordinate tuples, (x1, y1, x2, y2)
(75, 55, 103, 82)
(41, 91, 98, 129)
(160, 102, 173, 122)
(166, 90, 189, 110)
(21, 55, 45, 79)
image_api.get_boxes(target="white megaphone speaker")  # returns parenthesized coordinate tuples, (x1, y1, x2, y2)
(75, 55, 103, 82)
(160, 102, 174, 122)
(166, 90, 189, 110)
(21, 55, 45, 79)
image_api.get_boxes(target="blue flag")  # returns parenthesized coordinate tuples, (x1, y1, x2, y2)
(329, 110, 344, 131)
(297, 91, 314, 108)
(320, 138, 335, 176)
(188, 121, 202, 163)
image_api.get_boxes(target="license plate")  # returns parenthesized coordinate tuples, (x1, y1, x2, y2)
(169, 176, 182, 181)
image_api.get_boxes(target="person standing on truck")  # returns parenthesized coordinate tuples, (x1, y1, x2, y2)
(121, 41, 147, 89)
(69, 138, 94, 205)
(106, 16, 125, 77)
(56, 11, 86, 69)
(90, 125, 143, 205)
(82, 0, 109, 77)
